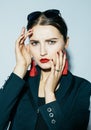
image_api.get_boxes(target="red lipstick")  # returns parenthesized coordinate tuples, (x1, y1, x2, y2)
(40, 58, 50, 63)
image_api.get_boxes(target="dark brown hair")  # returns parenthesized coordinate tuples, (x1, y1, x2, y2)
(27, 9, 68, 42)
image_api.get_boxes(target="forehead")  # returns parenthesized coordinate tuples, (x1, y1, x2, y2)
(30, 25, 62, 39)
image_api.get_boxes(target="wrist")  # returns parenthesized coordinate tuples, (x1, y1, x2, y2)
(13, 64, 28, 79)
(45, 92, 56, 104)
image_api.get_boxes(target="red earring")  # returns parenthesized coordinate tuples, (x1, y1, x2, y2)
(62, 59, 68, 75)
(29, 60, 38, 77)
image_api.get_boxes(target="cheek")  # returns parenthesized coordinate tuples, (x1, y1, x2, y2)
(29, 47, 39, 57)
(50, 45, 62, 54)
(49, 50, 57, 63)
(49, 45, 63, 63)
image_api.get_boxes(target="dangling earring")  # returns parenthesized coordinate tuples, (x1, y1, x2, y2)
(62, 51, 68, 75)
(62, 59, 68, 75)
(29, 60, 38, 77)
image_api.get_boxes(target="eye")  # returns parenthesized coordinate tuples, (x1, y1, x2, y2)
(30, 41, 39, 46)
(48, 40, 56, 45)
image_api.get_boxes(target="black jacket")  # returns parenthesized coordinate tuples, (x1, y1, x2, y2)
(0, 68, 91, 130)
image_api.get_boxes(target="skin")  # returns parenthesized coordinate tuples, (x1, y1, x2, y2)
(13, 25, 69, 103)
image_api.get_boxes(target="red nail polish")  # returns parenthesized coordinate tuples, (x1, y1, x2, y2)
(51, 59, 54, 63)
(28, 29, 33, 32)
(57, 52, 59, 55)
(62, 50, 64, 54)
(62, 50, 66, 55)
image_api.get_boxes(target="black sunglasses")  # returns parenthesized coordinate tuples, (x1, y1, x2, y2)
(27, 9, 61, 22)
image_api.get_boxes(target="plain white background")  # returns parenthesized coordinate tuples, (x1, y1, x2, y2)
(0, 0, 91, 128)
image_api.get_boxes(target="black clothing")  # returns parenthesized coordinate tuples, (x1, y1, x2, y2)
(0, 67, 91, 130)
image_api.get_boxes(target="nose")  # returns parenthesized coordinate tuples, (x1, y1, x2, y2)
(40, 44, 47, 56)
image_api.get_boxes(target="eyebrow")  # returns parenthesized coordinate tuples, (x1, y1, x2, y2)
(30, 38, 59, 42)
(30, 40, 39, 42)
(45, 38, 59, 42)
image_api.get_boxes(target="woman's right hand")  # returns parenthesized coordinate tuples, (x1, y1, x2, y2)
(13, 27, 32, 78)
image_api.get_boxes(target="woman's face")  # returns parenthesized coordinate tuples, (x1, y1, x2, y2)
(29, 25, 68, 70)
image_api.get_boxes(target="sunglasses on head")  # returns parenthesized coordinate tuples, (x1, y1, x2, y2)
(27, 9, 61, 22)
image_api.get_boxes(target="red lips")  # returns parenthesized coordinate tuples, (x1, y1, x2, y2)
(40, 58, 50, 63)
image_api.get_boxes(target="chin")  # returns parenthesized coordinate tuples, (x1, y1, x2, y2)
(41, 67, 51, 71)
(38, 63, 51, 70)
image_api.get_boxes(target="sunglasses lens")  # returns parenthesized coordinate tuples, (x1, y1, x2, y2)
(27, 9, 60, 22)
(27, 11, 41, 21)
(44, 9, 60, 18)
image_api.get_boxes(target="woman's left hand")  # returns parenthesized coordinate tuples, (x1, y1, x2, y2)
(44, 51, 66, 103)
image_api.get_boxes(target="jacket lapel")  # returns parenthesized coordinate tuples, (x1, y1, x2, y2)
(28, 66, 41, 112)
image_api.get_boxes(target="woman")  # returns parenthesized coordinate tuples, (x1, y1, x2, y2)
(0, 9, 91, 130)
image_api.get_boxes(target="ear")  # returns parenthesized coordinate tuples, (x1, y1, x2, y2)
(64, 37, 69, 49)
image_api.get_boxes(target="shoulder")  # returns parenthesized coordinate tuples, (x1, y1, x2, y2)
(72, 72, 91, 87)
(69, 71, 91, 94)
(67, 72, 91, 111)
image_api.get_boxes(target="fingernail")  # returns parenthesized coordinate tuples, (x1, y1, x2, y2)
(57, 52, 59, 55)
(62, 50, 64, 53)
(28, 29, 33, 32)
(64, 52, 66, 55)
(62, 50, 66, 55)
(51, 59, 54, 63)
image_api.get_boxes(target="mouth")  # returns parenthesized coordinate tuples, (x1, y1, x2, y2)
(40, 58, 50, 63)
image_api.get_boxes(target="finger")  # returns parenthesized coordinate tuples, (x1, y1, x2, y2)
(59, 50, 64, 67)
(19, 36, 25, 45)
(22, 46, 27, 55)
(55, 52, 62, 77)
(17, 27, 26, 44)
(15, 35, 26, 58)
(22, 45, 32, 65)
(25, 44, 31, 53)
(20, 27, 25, 35)
(55, 52, 60, 70)
(15, 28, 26, 57)
(55, 50, 64, 76)
(25, 29, 33, 39)
(15, 35, 24, 50)
(50, 59, 55, 74)
(22, 29, 33, 45)
(16, 27, 26, 44)
(17, 29, 32, 45)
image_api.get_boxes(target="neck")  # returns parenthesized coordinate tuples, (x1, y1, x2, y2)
(40, 68, 51, 82)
